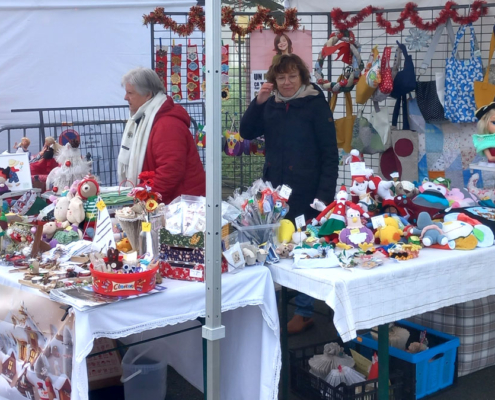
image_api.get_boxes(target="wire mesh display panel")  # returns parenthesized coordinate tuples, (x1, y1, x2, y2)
(152, 5, 495, 196)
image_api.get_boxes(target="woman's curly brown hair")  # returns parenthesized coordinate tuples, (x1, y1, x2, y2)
(266, 54, 311, 90)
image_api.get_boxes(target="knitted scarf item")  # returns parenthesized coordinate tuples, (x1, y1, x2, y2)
(275, 84, 307, 103)
(473, 133, 495, 155)
(118, 92, 167, 185)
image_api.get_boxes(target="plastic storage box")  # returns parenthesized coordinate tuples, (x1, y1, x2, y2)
(121, 343, 167, 400)
(290, 342, 404, 400)
(351, 319, 460, 399)
(233, 222, 280, 245)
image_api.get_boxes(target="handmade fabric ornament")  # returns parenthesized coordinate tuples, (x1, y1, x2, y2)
(474, 26, 495, 109)
(374, 217, 403, 245)
(308, 343, 355, 379)
(314, 30, 363, 93)
(196, 124, 206, 148)
(170, 44, 182, 101)
(330, 92, 356, 153)
(155, 45, 168, 90)
(221, 44, 229, 101)
(444, 23, 483, 123)
(186, 45, 200, 101)
(378, 46, 393, 95)
(366, 56, 381, 89)
(404, 28, 431, 52)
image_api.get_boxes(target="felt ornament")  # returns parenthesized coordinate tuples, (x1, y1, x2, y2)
(155, 45, 168, 90)
(107, 248, 123, 270)
(170, 44, 182, 101)
(278, 219, 296, 243)
(308, 343, 355, 379)
(350, 178, 376, 213)
(186, 44, 200, 101)
(441, 220, 474, 241)
(338, 207, 374, 248)
(454, 234, 478, 250)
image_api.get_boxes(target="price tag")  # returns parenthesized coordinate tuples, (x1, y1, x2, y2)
(371, 215, 386, 229)
(295, 214, 306, 230)
(96, 200, 106, 211)
(142, 222, 151, 232)
(390, 172, 399, 180)
(190, 269, 203, 278)
(349, 162, 366, 177)
(279, 185, 292, 200)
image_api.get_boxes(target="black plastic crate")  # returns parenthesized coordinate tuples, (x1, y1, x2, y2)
(290, 343, 404, 400)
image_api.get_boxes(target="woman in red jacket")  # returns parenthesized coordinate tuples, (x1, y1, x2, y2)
(118, 67, 205, 203)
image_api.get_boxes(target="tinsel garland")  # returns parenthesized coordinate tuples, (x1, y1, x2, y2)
(143, 5, 299, 37)
(331, 1, 488, 35)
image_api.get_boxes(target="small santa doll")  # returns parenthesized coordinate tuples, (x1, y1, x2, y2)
(312, 185, 368, 239)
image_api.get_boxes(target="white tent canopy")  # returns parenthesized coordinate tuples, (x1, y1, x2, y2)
(0, 0, 195, 128)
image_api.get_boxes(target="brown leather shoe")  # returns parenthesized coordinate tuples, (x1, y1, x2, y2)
(287, 315, 314, 335)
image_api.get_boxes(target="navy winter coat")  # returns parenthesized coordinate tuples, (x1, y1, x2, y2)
(240, 84, 339, 221)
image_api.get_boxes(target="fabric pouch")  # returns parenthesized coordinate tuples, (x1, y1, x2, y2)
(331, 92, 356, 154)
(351, 106, 387, 154)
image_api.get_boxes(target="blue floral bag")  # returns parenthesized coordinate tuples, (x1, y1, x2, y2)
(444, 23, 483, 123)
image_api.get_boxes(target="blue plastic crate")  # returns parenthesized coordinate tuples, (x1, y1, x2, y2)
(350, 319, 460, 399)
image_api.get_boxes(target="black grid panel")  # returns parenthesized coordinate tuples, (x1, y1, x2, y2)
(153, 7, 495, 196)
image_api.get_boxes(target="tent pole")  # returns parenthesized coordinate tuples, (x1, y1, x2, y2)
(203, 0, 224, 399)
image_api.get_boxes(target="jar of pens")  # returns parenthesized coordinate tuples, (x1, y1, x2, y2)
(228, 179, 291, 247)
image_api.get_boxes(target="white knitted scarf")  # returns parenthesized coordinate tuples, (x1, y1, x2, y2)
(117, 92, 167, 185)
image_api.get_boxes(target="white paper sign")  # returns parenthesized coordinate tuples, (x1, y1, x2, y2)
(350, 162, 366, 177)
(295, 214, 306, 230)
(371, 215, 386, 229)
(251, 70, 268, 101)
(189, 269, 203, 278)
(279, 185, 292, 200)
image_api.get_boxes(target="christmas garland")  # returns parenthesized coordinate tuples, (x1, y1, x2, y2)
(331, 1, 488, 34)
(143, 5, 299, 37)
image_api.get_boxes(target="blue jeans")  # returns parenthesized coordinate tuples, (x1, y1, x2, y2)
(295, 293, 314, 318)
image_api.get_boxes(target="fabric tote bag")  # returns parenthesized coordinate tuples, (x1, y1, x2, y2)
(356, 46, 379, 104)
(444, 23, 483, 123)
(416, 19, 456, 123)
(474, 25, 495, 109)
(330, 92, 356, 154)
(369, 102, 391, 149)
(351, 106, 387, 155)
(407, 94, 426, 134)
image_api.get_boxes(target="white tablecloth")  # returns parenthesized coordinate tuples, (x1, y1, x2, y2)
(0, 266, 281, 400)
(268, 246, 495, 342)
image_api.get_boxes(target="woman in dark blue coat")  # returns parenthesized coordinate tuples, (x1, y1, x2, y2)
(240, 54, 339, 334)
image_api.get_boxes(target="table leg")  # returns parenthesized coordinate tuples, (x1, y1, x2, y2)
(281, 286, 289, 400)
(378, 324, 390, 400)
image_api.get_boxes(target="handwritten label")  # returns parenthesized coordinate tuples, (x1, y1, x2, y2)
(295, 215, 306, 230)
(190, 269, 203, 278)
(279, 185, 292, 200)
(141, 222, 151, 232)
(350, 162, 366, 177)
(371, 215, 386, 229)
(96, 200, 106, 211)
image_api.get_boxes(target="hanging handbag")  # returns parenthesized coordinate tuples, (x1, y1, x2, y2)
(330, 92, 356, 154)
(378, 46, 393, 95)
(370, 102, 391, 149)
(416, 19, 456, 123)
(356, 47, 379, 104)
(444, 23, 484, 123)
(379, 129, 419, 183)
(351, 106, 387, 154)
(474, 25, 495, 109)
(407, 94, 426, 134)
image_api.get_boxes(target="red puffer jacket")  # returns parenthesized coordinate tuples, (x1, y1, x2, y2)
(141, 96, 205, 204)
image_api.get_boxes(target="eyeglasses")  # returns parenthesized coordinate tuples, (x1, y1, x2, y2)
(275, 74, 300, 84)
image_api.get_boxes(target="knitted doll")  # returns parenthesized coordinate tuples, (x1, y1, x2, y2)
(473, 102, 495, 163)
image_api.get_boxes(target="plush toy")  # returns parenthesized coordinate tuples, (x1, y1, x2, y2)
(369, 177, 408, 217)
(473, 102, 495, 163)
(445, 187, 479, 209)
(395, 181, 419, 198)
(275, 243, 295, 258)
(409, 212, 448, 247)
(66, 194, 85, 226)
(42, 222, 59, 241)
(107, 248, 123, 270)
(374, 217, 403, 245)
(467, 173, 495, 202)
(116, 237, 132, 253)
(338, 208, 374, 248)
(314, 186, 368, 239)
(278, 219, 296, 243)
(350, 178, 376, 212)
(0, 168, 11, 195)
(52, 195, 71, 229)
(292, 229, 307, 245)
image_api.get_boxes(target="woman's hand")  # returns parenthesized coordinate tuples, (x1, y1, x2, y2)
(256, 82, 274, 105)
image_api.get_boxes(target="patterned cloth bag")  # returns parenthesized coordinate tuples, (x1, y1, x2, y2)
(444, 23, 483, 123)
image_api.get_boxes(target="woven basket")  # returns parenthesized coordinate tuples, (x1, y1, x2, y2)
(221, 223, 232, 239)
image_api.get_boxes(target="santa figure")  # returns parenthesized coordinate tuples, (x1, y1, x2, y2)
(313, 185, 368, 239)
